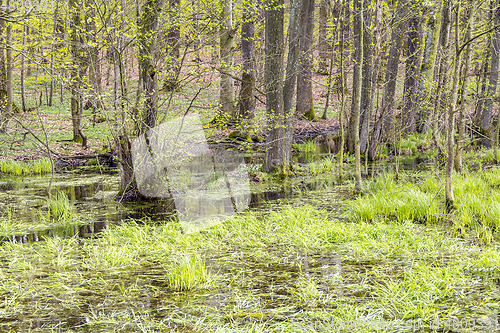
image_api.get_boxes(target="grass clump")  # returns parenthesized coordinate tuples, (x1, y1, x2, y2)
(293, 139, 316, 153)
(165, 255, 209, 291)
(0, 158, 52, 175)
(47, 191, 73, 220)
(309, 156, 335, 176)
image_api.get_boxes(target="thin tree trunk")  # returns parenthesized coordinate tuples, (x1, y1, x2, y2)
(446, 1, 460, 210)
(265, 0, 287, 173)
(6, 22, 12, 117)
(283, 0, 300, 164)
(338, 0, 346, 181)
(358, 0, 374, 154)
(431, 0, 452, 153)
(21, 22, 27, 112)
(0, 19, 6, 131)
(353, 0, 363, 193)
(296, 0, 316, 120)
(455, 0, 475, 172)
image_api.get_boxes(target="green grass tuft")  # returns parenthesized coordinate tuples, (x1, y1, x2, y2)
(165, 256, 209, 291)
(47, 191, 73, 220)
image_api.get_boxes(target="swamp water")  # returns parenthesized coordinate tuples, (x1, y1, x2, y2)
(2, 154, 498, 332)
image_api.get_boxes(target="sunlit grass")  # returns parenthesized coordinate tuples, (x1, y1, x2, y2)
(47, 191, 73, 220)
(0, 158, 52, 175)
(165, 255, 209, 291)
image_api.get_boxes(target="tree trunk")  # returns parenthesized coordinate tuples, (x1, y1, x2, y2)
(402, 3, 424, 133)
(431, 0, 452, 153)
(118, 0, 165, 192)
(338, 0, 346, 181)
(455, 0, 475, 173)
(0, 19, 5, 132)
(283, 0, 300, 164)
(415, 7, 436, 133)
(69, 0, 87, 147)
(21, 22, 27, 112)
(446, 1, 461, 210)
(358, 0, 374, 154)
(163, 0, 181, 91)
(219, 0, 236, 122)
(238, 1, 256, 122)
(296, 0, 317, 120)
(264, 0, 287, 173)
(317, 0, 329, 75)
(353, 0, 363, 193)
(481, 0, 500, 147)
(368, 0, 406, 157)
(6, 22, 12, 118)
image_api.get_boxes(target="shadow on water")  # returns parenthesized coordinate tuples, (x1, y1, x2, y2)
(0, 152, 435, 243)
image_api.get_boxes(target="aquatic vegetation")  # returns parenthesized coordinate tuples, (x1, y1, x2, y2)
(308, 156, 335, 176)
(0, 158, 52, 175)
(165, 255, 209, 291)
(293, 139, 317, 153)
(47, 191, 73, 220)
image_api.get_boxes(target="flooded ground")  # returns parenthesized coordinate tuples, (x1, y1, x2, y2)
(2, 153, 499, 332)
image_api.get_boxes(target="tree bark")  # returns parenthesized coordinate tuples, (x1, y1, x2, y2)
(238, 1, 256, 122)
(317, 0, 329, 75)
(455, 0, 475, 173)
(219, 0, 236, 122)
(446, 1, 461, 210)
(283, 0, 300, 164)
(415, 6, 436, 133)
(118, 0, 165, 193)
(353, 0, 364, 193)
(431, 0, 452, 153)
(264, 0, 287, 173)
(69, 0, 87, 147)
(481, 0, 500, 147)
(368, 0, 406, 158)
(296, 0, 317, 120)
(402, 2, 424, 133)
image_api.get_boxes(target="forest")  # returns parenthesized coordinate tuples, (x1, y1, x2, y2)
(1, 0, 500, 330)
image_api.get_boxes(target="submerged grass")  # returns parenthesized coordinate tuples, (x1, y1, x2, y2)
(1, 200, 500, 331)
(0, 158, 52, 175)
